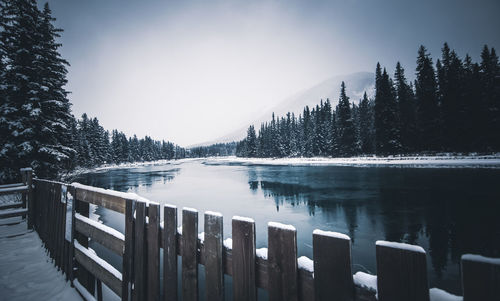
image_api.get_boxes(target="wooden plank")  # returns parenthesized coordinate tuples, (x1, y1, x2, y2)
(0, 185, 28, 195)
(74, 242, 122, 297)
(75, 214, 125, 256)
(2, 208, 27, 221)
(163, 205, 178, 301)
(204, 211, 224, 301)
(376, 241, 429, 301)
(74, 187, 127, 214)
(147, 203, 160, 301)
(461, 254, 500, 301)
(0, 203, 23, 210)
(313, 230, 354, 301)
(182, 208, 199, 301)
(0, 208, 28, 219)
(268, 222, 298, 301)
(232, 216, 257, 301)
(122, 198, 135, 301)
(0, 182, 24, 189)
(133, 201, 147, 301)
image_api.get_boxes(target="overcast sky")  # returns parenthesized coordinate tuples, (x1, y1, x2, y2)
(45, 0, 500, 146)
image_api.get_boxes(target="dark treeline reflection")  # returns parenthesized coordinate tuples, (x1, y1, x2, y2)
(247, 166, 500, 278)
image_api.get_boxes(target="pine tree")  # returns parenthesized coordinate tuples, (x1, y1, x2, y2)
(437, 43, 466, 151)
(336, 82, 356, 157)
(246, 125, 258, 157)
(374, 64, 401, 154)
(415, 45, 440, 152)
(395, 62, 417, 152)
(358, 92, 375, 153)
(479, 46, 500, 151)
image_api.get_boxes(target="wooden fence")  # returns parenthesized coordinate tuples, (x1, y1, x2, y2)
(1, 169, 500, 301)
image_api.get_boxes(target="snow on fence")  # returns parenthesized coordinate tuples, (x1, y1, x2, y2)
(3, 168, 500, 301)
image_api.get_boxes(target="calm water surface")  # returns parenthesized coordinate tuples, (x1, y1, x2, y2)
(72, 160, 500, 296)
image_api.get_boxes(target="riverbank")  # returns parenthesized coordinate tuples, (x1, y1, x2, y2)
(203, 154, 500, 168)
(61, 158, 202, 180)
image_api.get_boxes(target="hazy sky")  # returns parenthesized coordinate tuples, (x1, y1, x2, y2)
(45, 0, 500, 146)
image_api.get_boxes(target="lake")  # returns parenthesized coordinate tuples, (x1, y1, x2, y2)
(71, 159, 500, 296)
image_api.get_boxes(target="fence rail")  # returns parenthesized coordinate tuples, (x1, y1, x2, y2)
(2, 168, 500, 301)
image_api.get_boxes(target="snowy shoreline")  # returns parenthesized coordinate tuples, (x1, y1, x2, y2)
(202, 154, 500, 168)
(61, 154, 500, 180)
(61, 158, 203, 180)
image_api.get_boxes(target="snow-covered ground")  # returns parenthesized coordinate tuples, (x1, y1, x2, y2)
(62, 158, 202, 180)
(0, 218, 81, 301)
(203, 154, 500, 168)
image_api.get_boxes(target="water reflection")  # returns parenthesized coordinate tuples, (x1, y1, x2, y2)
(74, 167, 180, 191)
(247, 166, 500, 284)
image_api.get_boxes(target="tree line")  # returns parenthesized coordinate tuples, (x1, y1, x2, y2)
(236, 43, 500, 158)
(189, 142, 236, 157)
(72, 113, 185, 169)
(0, 0, 184, 182)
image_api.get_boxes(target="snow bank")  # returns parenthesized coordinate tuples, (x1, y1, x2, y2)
(203, 155, 500, 169)
(429, 288, 463, 301)
(313, 229, 350, 241)
(297, 256, 314, 273)
(64, 158, 201, 179)
(376, 240, 425, 254)
(198, 232, 205, 242)
(353, 272, 377, 292)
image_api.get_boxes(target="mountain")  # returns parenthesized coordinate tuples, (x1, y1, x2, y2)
(193, 72, 375, 147)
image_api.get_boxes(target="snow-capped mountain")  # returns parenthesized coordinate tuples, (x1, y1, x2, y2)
(194, 72, 375, 146)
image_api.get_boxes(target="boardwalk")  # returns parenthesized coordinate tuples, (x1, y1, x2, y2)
(0, 217, 80, 301)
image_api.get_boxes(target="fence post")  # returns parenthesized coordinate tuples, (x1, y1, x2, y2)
(163, 205, 178, 301)
(133, 201, 147, 301)
(20, 168, 33, 228)
(268, 222, 298, 301)
(376, 241, 429, 301)
(182, 208, 199, 301)
(232, 216, 257, 301)
(122, 198, 135, 301)
(147, 203, 160, 301)
(461, 254, 500, 301)
(68, 185, 76, 286)
(313, 230, 353, 301)
(204, 211, 224, 301)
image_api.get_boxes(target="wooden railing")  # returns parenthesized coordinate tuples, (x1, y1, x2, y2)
(0, 168, 32, 225)
(3, 169, 500, 301)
